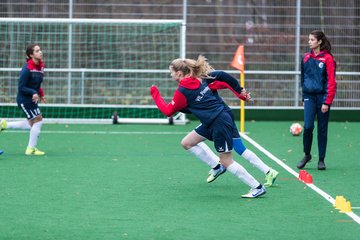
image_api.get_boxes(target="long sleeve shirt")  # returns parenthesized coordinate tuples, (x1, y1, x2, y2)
(17, 59, 45, 104)
(301, 50, 337, 105)
(150, 71, 245, 126)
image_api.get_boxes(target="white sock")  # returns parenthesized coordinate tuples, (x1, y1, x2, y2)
(7, 120, 31, 130)
(226, 161, 260, 188)
(187, 142, 219, 168)
(241, 149, 270, 174)
(28, 120, 43, 148)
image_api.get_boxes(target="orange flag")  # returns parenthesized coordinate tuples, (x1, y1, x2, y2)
(230, 45, 245, 73)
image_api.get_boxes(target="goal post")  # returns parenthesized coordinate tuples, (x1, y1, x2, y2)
(0, 18, 188, 125)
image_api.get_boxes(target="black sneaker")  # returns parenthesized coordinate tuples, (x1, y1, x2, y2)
(318, 161, 326, 170)
(297, 154, 312, 169)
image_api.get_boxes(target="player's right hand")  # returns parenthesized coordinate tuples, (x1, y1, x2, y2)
(150, 85, 158, 95)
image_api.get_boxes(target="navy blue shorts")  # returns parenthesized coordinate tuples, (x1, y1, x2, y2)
(195, 111, 240, 153)
(18, 102, 42, 120)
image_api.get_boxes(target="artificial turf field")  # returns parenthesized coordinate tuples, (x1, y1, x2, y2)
(0, 120, 359, 240)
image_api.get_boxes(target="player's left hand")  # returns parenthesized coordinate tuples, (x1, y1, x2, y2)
(244, 92, 252, 101)
(321, 104, 329, 113)
(241, 88, 252, 102)
(32, 93, 39, 104)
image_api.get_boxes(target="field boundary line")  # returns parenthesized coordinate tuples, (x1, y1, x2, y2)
(240, 132, 360, 225)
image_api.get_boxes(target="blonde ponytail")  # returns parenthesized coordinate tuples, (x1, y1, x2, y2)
(170, 55, 214, 78)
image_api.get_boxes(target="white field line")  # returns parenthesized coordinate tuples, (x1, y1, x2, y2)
(240, 132, 360, 225)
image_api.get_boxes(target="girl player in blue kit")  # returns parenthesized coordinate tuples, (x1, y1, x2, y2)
(0, 44, 46, 155)
(182, 70, 279, 187)
(151, 55, 269, 198)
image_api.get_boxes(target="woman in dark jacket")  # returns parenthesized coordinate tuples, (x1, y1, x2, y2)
(297, 30, 337, 170)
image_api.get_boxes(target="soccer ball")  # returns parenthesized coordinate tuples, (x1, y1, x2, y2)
(290, 123, 302, 136)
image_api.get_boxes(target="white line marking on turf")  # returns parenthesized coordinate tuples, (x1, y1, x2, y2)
(240, 132, 360, 225)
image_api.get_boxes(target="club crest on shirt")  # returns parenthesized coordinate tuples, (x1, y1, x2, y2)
(318, 62, 324, 68)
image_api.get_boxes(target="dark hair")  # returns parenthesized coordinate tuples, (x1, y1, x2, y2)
(26, 44, 39, 60)
(310, 30, 332, 54)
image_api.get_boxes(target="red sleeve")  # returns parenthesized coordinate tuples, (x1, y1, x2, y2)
(39, 88, 45, 97)
(208, 81, 247, 101)
(324, 55, 337, 105)
(150, 86, 188, 117)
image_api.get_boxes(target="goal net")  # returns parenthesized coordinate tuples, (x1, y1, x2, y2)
(0, 18, 188, 124)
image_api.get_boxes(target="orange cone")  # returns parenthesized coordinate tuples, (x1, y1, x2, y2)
(304, 173, 313, 184)
(298, 170, 307, 181)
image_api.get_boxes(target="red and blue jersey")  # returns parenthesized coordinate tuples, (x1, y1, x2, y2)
(151, 77, 224, 126)
(150, 71, 244, 126)
(204, 70, 246, 101)
(301, 50, 336, 105)
(17, 59, 45, 104)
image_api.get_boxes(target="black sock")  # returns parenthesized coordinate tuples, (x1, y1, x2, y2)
(256, 184, 263, 189)
(319, 157, 324, 162)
